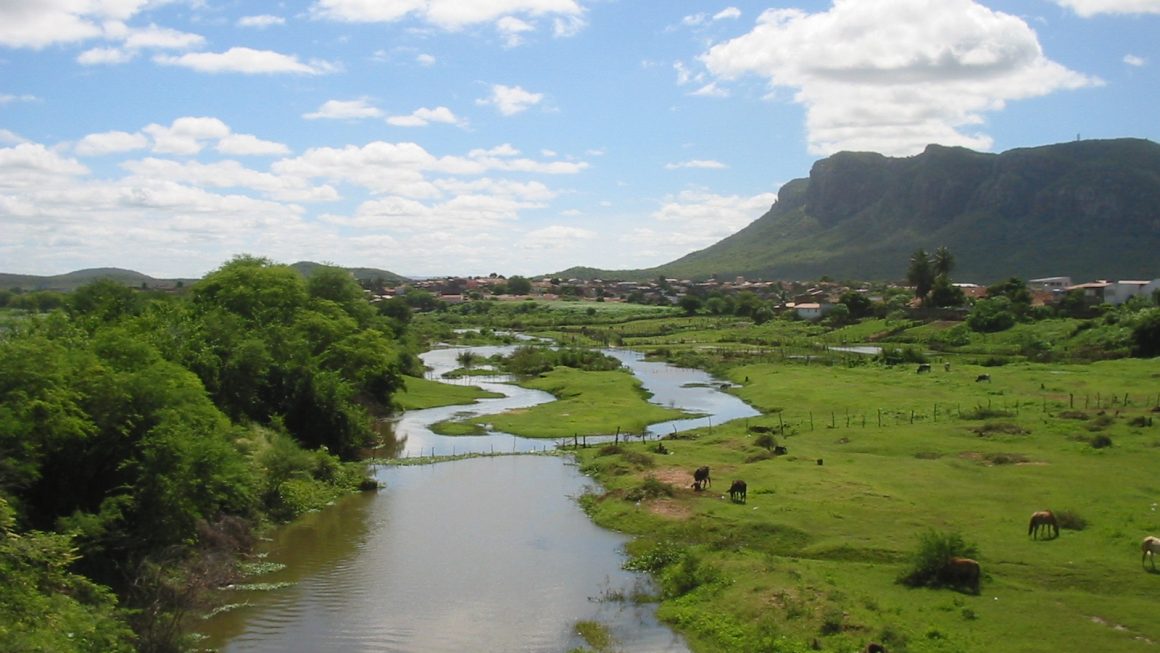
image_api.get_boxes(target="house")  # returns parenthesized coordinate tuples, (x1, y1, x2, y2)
(793, 302, 828, 321)
(1104, 280, 1157, 305)
(1028, 276, 1072, 292)
(1067, 280, 1112, 304)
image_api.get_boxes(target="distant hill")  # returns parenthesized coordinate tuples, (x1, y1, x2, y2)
(0, 268, 194, 292)
(557, 138, 1160, 284)
(0, 262, 410, 292)
(289, 261, 409, 286)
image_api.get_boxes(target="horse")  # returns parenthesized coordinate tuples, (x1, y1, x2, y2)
(1028, 510, 1059, 539)
(945, 556, 981, 594)
(1142, 536, 1160, 570)
(728, 480, 747, 503)
(692, 466, 711, 491)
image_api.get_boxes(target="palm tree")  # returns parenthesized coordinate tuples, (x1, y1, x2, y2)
(907, 249, 934, 302)
(933, 246, 955, 278)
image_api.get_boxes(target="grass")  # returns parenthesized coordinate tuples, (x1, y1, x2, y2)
(439, 366, 694, 439)
(574, 355, 1160, 653)
(392, 375, 504, 411)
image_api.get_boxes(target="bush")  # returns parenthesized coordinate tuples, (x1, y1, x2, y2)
(624, 475, 674, 502)
(1089, 434, 1113, 449)
(898, 530, 978, 589)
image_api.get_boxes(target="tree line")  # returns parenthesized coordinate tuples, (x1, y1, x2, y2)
(0, 255, 419, 652)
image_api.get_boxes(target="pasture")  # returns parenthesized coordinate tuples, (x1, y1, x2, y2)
(576, 356, 1160, 652)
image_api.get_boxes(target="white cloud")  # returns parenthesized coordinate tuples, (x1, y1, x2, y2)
(416, 53, 437, 66)
(75, 131, 150, 156)
(0, 129, 27, 145)
(0, 94, 38, 105)
(1054, 0, 1160, 15)
(0, 143, 90, 188)
(238, 15, 287, 28)
(143, 117, 231, 155)
(665, 160, 728, 170)
(623, 189, 778, 255)
(1124, 54, 1147, 66)
(78, 47, 136, 65)
(114, 23, 205, 51)
(497, 16, 535, 47)
(155, 47, 336, 75)
(476, 84, 544, 116)
(311, 0, 585, 32)
(691, 82, 728, 98)
(518, 225, 597, 250)
(304, 99, 385, 120)
(217, 134, 292, 156)
(0, 1, 105, 48)
(387, 106, 465, 127)
(121, 158, 336, 202)
(713, 7, 741, 21)
(700, 0, 1100, 156)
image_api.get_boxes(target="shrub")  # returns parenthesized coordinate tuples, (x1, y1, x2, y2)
(1090, 434, 1113, 449)
(1055, 509, 1088, 531)
(624, 475, 674, 502)
(898, 530, 978, 589)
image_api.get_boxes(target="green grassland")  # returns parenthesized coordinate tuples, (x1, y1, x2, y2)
(432, 366, 694, 438)
(575, 357, 1160, 653)
(393, 374, 504, 411)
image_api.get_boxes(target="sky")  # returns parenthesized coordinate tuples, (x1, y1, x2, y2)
(1, 0, 1158, 280)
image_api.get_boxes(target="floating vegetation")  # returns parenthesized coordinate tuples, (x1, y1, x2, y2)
(226, 582, 296, 592)
(201, 602, 252, 619)
(237, 560, 286, 576)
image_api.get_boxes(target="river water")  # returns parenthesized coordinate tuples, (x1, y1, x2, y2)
(199, 345, 757, 652)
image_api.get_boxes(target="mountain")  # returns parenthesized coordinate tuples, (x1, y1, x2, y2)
(0, 263, 410, 292)
(558, 138, 1160, 284)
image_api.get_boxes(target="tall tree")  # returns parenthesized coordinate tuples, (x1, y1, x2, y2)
(907, 249, 934, 303)
(932, 246, 955, 278)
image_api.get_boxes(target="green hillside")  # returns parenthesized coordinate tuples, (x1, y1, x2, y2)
(557, 138, 1160, 284)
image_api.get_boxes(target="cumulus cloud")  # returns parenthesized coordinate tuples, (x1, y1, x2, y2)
(387, 106, 465, 128)
(310, 0, 585, 33)
(78, 47, 137, 65)
(75, 131, 150, 156)
(216, 134, 292, 156)
(304, 99, 385, 120)
(155, 47, 336, 75)
(476, 84, 544, 116)
(0, 143, 90, 188)
(1054, 0, 1160, 15)
(497, 16, 535, 47)
(1124, 54, 1147, 66)
(143, 117, 231, 155)
(0, 1, 105, 48)
(700, 0, 1100, 156)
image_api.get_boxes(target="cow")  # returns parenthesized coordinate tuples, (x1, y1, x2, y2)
(976, 373, 991, 382)
(728, 480, 747, 503)
(916, 363, 932, 373)
(692, 466, 711, 491)
(773, 445, 788, 455)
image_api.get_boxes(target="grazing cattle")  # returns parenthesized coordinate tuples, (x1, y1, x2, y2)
(863, 644, 887, 653)
(773, 445, 788, 455)
(916, 363, 932, 373)
(945, 556, 981, 594)
(728, 480, 747, 503)
(976, 373, 991, 382)
(1028, 510, 1059, 539)
(1142, 536, 1160, 570)
(692, 466, 711, 491)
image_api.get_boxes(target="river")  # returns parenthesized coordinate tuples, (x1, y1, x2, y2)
(199, 344, 757, 652)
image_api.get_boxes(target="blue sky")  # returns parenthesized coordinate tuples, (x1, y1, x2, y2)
(2, 0, 1158, 279)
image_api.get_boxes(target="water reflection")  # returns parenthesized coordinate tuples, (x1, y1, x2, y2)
(203, 457, 689, 653)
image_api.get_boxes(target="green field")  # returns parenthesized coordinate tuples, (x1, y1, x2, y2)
(573, 357, 1160, 653)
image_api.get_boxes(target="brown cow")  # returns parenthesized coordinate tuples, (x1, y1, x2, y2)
(728, 480, 747, 503)
(692, 466, 711, 491)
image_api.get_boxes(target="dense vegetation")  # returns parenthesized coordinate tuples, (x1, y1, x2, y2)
(0, 256, 417, 652)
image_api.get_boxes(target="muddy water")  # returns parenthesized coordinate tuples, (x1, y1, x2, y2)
(200, 345, 753, 652)
(202, 456, 686, 652)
